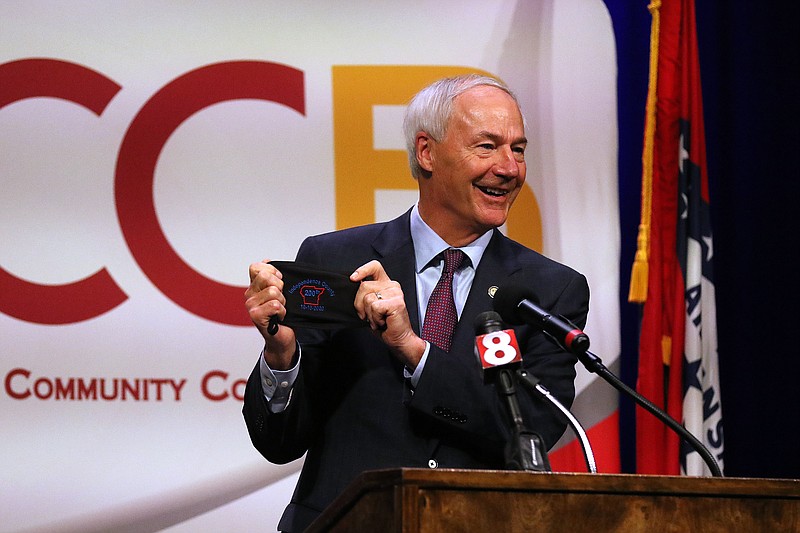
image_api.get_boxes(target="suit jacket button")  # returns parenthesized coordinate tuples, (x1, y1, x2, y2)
(428, 459, 438, 469)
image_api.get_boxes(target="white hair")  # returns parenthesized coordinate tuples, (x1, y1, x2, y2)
(402, 74, 522, 179)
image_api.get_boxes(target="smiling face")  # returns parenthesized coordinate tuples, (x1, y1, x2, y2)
(415, 85, 527, 246)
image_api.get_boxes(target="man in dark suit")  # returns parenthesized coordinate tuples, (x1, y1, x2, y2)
(243, 74, 589, 532)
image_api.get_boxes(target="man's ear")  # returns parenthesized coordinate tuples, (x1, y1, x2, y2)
(415, 131, 435, 173)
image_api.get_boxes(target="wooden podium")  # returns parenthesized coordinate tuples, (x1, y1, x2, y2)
(307, 468, 800, 532)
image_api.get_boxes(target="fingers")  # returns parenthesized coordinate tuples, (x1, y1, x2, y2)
(353, 260, 389, 322)
(353, 275, 421, 367)
(246, 290, 286, 324)
(247, 261, 284, 300)
(249, 259, 282, 285)
(354, 280, 402, 329)
(350, 260, 390, 283)
(245, 260, 287, 329)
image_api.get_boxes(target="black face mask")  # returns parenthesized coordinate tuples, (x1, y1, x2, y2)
(269, 261, 367, 330)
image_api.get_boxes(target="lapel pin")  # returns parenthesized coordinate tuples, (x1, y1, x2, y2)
(488, 286, 498, 298)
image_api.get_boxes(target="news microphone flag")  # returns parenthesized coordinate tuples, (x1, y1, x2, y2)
(475, 327, 523, 384)
(628, 0, 724, 476)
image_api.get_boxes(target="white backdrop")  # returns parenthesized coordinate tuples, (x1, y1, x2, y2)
(0, 2, 618, 531)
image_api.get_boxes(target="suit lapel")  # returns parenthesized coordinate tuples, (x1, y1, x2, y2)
(451, 230, 521, 353)
(369, 218, 523, 346)
(370, 210, 422, 334)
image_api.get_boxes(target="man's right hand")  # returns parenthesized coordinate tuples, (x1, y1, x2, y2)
(245, 260, 297, 370)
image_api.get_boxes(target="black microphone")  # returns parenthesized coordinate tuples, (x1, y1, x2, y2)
(473, 311, 522, 384)
(473, 311, 550, 472)
(493, 284, 590, 355)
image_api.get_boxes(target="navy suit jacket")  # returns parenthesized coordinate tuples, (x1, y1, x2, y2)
(243, 209, 589, 532)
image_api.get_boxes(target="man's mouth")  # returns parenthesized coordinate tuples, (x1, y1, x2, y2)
(475, 185, 509, 197)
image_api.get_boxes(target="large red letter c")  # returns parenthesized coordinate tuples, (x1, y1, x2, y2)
(115, 61, 305, 325)
(0, 59, 127, 324)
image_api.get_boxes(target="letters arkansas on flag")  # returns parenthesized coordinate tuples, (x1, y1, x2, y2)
(629, 0, 724, 476)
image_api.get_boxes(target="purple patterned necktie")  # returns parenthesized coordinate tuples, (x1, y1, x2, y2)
(421, 248, 467, 352)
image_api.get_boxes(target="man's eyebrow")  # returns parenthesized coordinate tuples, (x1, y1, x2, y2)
(474, 131, 528, 144)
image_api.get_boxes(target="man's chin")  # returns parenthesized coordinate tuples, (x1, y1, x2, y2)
(473, 219, 507, 236)
(476, 205, 511, 229)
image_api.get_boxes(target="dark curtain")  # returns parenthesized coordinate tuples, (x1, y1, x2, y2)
(606, 0, 800, 478)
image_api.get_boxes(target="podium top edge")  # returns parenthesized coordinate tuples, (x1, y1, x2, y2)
(352, 468, 800, 497)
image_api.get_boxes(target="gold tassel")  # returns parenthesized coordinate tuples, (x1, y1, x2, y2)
(661, 334, 672, 367)
(628, 0, 662, 304)
(628, 223, 650, 303)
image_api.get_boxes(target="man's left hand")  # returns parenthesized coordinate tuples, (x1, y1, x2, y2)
(351, 260, 427, 369)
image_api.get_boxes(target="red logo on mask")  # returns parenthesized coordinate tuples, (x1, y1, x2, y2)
(300, 285, 326, 306)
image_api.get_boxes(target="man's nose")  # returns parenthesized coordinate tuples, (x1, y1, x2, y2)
(493, 146, 521, 178)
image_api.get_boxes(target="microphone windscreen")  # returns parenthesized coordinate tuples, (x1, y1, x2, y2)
(474, 310, 504, 334)
(492, 283, 536, 325)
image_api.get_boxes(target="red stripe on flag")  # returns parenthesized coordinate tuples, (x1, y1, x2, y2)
(635, 0, 687, 476)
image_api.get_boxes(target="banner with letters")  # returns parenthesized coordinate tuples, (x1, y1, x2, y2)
(1, 2, 619, 531)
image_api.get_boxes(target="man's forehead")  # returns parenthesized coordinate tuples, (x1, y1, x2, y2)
(449, 92, 525, 135)
(454, 85, 515, 106)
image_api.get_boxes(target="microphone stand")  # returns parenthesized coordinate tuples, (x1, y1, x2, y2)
(495, 292, 722, 476)
(576, 348, 723, 477)
(516, 370, 597, 474)
(495, 368, 551, 472)
(533, 311, 722, 477)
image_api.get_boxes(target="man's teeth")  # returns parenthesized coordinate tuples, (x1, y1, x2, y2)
(477, 186, 507, 197)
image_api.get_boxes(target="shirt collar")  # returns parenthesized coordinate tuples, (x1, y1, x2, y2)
(410, 204, 493, 273)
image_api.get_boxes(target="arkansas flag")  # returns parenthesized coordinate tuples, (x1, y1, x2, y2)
(628, 0, 724, 476)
